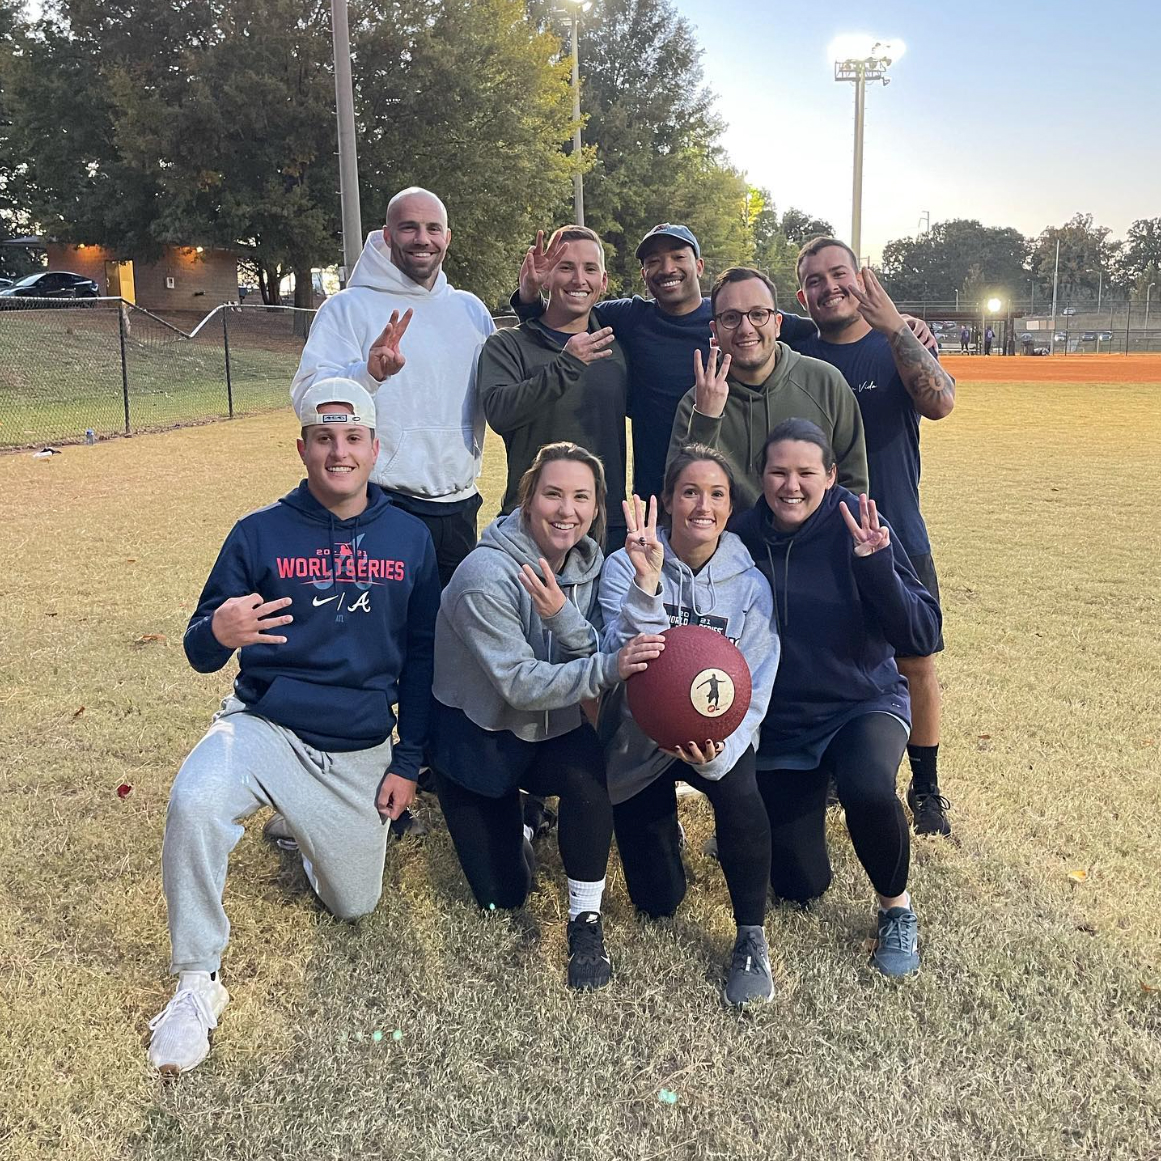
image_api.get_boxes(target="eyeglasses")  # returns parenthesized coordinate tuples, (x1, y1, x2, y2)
(713, 307, 778, 330)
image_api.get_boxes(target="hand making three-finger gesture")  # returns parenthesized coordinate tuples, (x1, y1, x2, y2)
(692, 341, 732, 419)
(367, 308, 414, 381)
(518, 229, 571, 303)
(517, 557, 567, 618)
(840, 493, 892, 558)
(622, 493, 664, 595)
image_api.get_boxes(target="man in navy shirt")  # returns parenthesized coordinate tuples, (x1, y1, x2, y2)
(794, 237, 956, 837)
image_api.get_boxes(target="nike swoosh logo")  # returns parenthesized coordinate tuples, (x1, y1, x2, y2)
(312, 594, 340, 606)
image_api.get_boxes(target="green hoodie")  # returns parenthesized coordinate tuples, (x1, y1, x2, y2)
(667, 342, 868, 509)
(478, 317, 628, 516)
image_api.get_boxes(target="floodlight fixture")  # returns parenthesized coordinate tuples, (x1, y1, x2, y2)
(832, 37, 906, 258)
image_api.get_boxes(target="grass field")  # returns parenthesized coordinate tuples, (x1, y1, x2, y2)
(2, 367, 1160, 1160)
(0, 307, 299, 448)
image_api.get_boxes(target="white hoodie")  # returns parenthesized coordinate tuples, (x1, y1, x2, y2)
(291, 231, 495, 501)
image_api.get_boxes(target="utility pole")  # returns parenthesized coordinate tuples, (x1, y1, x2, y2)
(1049, 238, 1060, 354)
(570, 9, 585, 225)
(332, 0, 363, 283)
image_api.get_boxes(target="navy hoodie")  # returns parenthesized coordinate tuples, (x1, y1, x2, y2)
(183, 481, 439, 777)
(735, 485, 941, 768)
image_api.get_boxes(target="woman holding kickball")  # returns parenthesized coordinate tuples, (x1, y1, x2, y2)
(734, 418, 941, 977)
(431, 441, 665, 992)
(598, 445, 779, 1006)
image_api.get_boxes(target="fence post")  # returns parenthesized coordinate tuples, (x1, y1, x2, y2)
(117, 301, 131, 433)
(1125, 303, 1131, 357)
(222, 307, 235, 418)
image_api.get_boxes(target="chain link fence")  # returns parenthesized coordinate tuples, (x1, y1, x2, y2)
(0, 298, 315, 449)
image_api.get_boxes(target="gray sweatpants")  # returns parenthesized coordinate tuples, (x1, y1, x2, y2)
(162, 696, 393, 974)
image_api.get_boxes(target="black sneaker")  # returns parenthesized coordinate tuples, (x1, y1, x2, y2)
(906, 780, 952, 837)
(723, 927, 774, 1006)
(521, 794, 557, 842)
(389, 809, 429, 841)
(566, 911, 612, 991)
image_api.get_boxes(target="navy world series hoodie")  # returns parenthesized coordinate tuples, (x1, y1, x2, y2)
(183, 480, 439, 778)
(735, 484, 941, 769)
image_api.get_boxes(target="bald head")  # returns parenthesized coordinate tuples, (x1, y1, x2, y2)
(383, 187, 451, 289)
(386, 187, 447, 229)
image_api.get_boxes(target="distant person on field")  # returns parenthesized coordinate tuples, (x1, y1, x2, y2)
(792, 237, 956, 836)
(666, 266, 869, 509)
(147, 379, 439, 1077)
(478, 225, 630, 548)
(960, 325, 970, 353)
(291, 186, 494, 588)
(984, 325, 994, 356)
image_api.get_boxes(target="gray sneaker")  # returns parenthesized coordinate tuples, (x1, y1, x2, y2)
(873, 906, 920, 977)
(723, 928, 774, 1006)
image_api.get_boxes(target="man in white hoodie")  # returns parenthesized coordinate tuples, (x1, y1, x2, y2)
(292, 187, 495, 588)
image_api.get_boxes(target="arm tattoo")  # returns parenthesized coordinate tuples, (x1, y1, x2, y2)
(888, 324, 956, 418)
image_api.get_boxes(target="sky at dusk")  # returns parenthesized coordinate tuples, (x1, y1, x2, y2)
(672, 0, 1160, 260)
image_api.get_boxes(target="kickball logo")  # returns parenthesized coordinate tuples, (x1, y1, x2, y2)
(690, 668, 734, 717)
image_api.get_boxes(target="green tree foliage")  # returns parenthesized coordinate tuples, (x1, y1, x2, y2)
(552, 0, 750, 294)
(352, 0, 575, 308)
(779, 207, 836, 246)
(1029, 213, 1119, 305)
(6, 0, 574, 307)
(881, 219, 1030, 303)
(1115, 217, 1161, 298)
(0, 0, 34, 278)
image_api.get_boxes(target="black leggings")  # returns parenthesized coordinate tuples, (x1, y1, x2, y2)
(758, 713, 910, 903)
(434, 724, 612, 910)
(612, 749, 770, 927)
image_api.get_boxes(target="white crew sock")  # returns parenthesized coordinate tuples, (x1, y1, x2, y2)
(878, 891, 912, 914)
(567, 876, 606, 920)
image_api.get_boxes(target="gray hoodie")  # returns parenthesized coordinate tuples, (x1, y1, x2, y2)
(290, 230, 495, 500)
(597, 530, 779, 805)
(433, 510, 621, 741)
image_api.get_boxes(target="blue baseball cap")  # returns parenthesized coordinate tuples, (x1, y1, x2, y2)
(635, 223, 701, 261)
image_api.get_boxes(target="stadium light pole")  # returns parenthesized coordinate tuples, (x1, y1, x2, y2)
(332, 0, 363, 282)
(830, 37, 905, 260)
(562, 0, 593, 226)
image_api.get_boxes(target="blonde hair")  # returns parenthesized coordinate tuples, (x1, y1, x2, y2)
(516, 441, 607, 549)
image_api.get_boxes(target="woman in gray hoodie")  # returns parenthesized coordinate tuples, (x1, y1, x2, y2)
(598, 445, 780, 1006)
(432, 441, 664, 990)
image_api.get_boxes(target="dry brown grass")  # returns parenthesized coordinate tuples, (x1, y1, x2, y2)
(2, 377, 1160, 1160)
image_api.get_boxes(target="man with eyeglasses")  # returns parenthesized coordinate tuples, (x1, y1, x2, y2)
(667, 266, 868, 509)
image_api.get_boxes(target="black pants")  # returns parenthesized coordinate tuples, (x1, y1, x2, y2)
(391, 493, 482, 589)
(612, 749, 770, 927)
(758, 714, 910, 903)
(434, 724, 612, 910)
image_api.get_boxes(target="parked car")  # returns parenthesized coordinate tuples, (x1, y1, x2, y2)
(1098, 331, 1114, 341)
(0, 270, 99, 299)
(1054, 331, 1068, 342)
(1081, 332, 1097, 341)
(1061, 306, 1077, 316)
(0, 276, 12, 289)
(1019, 332, 1033, 341)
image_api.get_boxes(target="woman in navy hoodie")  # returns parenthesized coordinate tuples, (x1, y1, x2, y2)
(735, 418, 941, 977)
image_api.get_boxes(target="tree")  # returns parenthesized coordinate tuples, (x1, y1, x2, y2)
(1029, 213, 1119, 306)
(881, 219, 1030, 303)
(779, 207, 836, 246)
(353, 0, 576, 308)
(1116, 217, 1161, 297)
(544, 0, 749, 294)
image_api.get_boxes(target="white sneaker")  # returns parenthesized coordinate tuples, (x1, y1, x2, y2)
(147, 971, 230, 1077)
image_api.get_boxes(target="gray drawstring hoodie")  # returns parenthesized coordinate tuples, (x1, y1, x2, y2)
(433, 509, 621, 741)
(596, 529, 779, 805)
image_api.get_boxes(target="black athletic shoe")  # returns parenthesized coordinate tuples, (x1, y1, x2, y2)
(566, 911, 613, 991)
(389, 809, 429, 841)
(906, 781, 952, 837)
(521, 794, 557, 842)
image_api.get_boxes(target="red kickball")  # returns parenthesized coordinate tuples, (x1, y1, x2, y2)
(625, 625, 752, 752)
